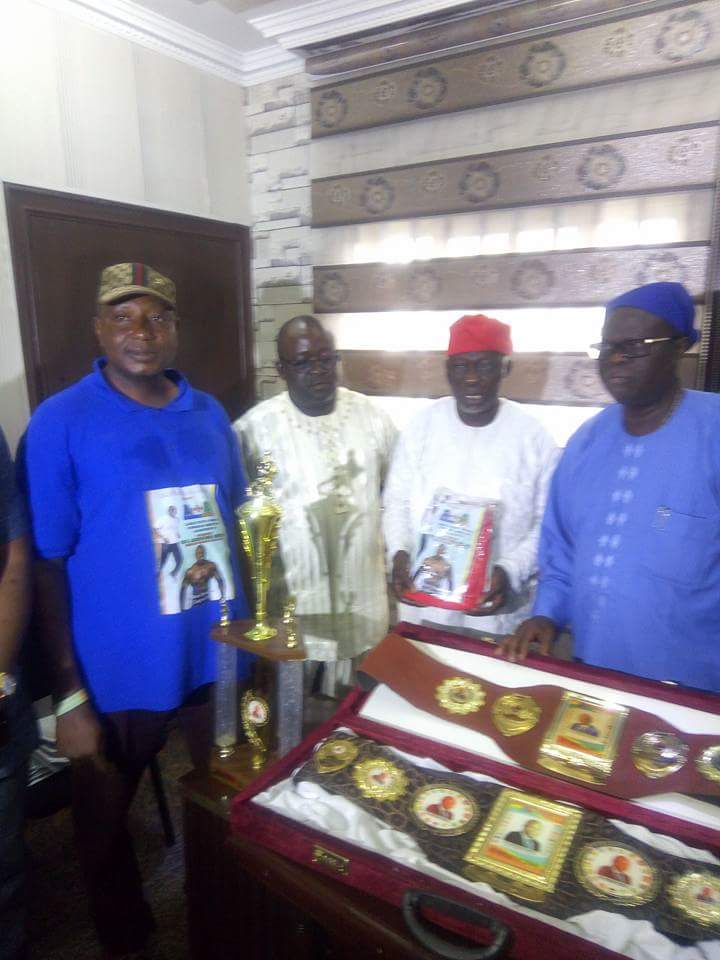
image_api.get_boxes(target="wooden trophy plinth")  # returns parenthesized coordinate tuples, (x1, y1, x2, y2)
(213, 618, 306, 662)
(211, 617, 307, 788)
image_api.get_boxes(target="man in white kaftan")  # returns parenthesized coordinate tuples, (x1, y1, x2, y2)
(383, 314, 557, 638)
(235, 316, 396, 693)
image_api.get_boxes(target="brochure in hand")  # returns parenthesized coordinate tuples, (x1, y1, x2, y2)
(403, 488, 498, 612)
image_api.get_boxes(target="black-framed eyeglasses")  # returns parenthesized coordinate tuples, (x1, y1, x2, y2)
(448, 357, 504, 378)
(280, 351, 340, 372)
(588, 336, 681, 360)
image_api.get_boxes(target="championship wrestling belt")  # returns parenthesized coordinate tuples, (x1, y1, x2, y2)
(296, 733, 720, 943)
(359, 634, 720, 799)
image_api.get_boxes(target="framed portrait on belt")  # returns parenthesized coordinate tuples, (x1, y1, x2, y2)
(538, 692, 628, 783)
(463, 789, 582, 900)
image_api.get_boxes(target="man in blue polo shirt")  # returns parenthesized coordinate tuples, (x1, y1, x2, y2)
(0, 428, 33, 960)
(23, 263, 250, 956)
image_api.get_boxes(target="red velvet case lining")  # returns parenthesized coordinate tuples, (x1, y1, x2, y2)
(230, 630, 720, 960)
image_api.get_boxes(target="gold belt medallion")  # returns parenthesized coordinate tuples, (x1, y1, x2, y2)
(696, 745, 720, 784)
(574, 842, 659, 906)
(435, 677, 486, 715)
(410, 784, 480, 837)
(631, 732, 688, 779)
(491, 693, 541, 737)
(668, 871, 720, 929)
(352, 758, 408, 801)
(314, 738, 360, 774)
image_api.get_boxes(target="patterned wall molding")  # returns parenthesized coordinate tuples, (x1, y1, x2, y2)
(306, 0, 680, 76)
(311, 2, 720, 138)
(339, 350, 699, 404)
(312, 123, 718, 227)
(314, 243, 708, 313)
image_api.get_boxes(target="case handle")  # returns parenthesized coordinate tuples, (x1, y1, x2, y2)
(402, 890, 511, 960)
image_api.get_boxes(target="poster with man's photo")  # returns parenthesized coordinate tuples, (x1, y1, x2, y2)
(403, 487, 497, 611)
(146, 484, 235, 615)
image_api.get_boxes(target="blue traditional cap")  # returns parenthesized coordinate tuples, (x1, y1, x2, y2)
(605, 281, 697, 345)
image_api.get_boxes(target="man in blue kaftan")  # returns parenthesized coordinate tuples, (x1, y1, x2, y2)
(501, 282, 720, 692)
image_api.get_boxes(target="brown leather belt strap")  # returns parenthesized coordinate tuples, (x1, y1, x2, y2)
(359, 633, 720, 800)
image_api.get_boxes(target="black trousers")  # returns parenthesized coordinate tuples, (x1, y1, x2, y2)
(70, 687, 212, 956)
(0, 764, 27, 960)
(159, 542, 182, 577)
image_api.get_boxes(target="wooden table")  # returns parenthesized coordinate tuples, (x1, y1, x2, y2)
(181, 758, 439, 960)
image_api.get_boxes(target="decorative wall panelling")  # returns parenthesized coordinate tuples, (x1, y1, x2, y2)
(307, 0, 720, 415)
(311, 66, 720, 183)
(312, 124, 718, 227)
(314, 243, 709, 312)
(311, 2, 720, 137)
(305, 0, 690, 76)
(338, 350, 699, 404)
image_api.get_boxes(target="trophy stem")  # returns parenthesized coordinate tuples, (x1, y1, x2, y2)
(246, 563, 277, 642)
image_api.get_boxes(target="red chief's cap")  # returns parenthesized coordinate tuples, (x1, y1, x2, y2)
(448, 314, 512, 356)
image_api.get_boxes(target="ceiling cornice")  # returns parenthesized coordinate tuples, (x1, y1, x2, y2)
(247, 0, 473, 50)
(241, 45, 305, 84)
(32, 0, 305, 86)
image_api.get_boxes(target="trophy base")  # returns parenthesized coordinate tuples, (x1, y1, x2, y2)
(211, 743, 277, 789)
(212, 619, 306, 661)
(245, 622, 277, 643)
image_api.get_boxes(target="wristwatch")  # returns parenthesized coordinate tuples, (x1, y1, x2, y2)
(0, 672, 17, 698)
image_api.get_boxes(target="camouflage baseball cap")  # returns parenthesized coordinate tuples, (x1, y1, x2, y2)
(97, 262, 176, 309)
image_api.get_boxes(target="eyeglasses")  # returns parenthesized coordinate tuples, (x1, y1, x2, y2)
(280, 351, 340, 372)
(448, 358, 504, 378)
(587, 336, 680, 360)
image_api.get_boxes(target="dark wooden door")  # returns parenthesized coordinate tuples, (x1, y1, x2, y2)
(5, 183, 254, 418)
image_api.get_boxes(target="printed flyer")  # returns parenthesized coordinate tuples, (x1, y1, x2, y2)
(147, 483, 235, 615)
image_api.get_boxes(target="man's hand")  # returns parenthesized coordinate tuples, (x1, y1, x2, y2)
(498, 616, 558, 661)
(56, 702, 103, 762)
(391, 550, 412, 600)
(467, 566, 509, 617)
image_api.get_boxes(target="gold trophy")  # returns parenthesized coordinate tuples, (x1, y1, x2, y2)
(236, 454, 281, 642)
(210, 455, 307, 786)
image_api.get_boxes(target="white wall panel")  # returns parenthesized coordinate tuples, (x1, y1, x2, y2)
(0, 4, 66, 188)
(56, 18, 145, 198)
(202, 72, 251, 224)
(134, 48, 209, 215)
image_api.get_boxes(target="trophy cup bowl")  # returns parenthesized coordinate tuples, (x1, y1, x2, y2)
(236, 454, 282, 642)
